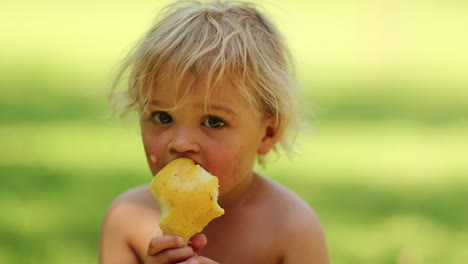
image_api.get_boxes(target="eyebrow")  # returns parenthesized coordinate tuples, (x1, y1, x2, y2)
(196, 103, 239, 116)
(149, 100, 239, 116)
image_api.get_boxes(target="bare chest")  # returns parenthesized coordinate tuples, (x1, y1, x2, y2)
(200, 237, 282, 264)
(198, 210, 284, 264)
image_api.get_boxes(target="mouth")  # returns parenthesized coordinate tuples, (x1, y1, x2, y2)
(169, 157, 202, 168)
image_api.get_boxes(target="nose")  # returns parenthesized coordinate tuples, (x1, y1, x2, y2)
(168, 126, 201, 154)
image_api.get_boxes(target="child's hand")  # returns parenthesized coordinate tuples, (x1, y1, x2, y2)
(145, 234, 218, 264)
(145, 235, 194, 263)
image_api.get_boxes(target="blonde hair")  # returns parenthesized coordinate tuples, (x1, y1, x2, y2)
(110, 0, 297, 163)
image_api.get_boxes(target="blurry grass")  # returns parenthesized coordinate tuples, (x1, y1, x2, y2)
(2, 64, 468, 126)
(300, 79, 468, 125)
(0, 164, 144, 264)
(1, 0, 468, 263)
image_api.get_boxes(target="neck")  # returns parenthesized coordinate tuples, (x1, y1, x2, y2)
(218, 172, 259, 211)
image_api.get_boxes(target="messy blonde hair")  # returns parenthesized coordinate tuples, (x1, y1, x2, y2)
(110, 0, 297, 163)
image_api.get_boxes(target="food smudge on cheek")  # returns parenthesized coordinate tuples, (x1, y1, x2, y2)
(150, 155, 157, 164)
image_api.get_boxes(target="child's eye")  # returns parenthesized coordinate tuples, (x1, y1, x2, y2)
(202, 116, 225, 128)
(152, 112, 172, 124)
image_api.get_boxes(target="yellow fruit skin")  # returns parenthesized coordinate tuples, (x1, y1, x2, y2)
(149, 158, 225, 243)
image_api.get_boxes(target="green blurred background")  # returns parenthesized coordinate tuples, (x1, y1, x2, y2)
(1, 0, 467, 263)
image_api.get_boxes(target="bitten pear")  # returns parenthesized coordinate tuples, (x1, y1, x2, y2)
(149, 158, 225, 243)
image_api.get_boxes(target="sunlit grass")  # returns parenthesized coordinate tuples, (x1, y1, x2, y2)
(262, 123, 468, 185)
(326, 215, 468, 264)
(2, 0, 467, 83)
(0, 121, 144, 171)
(1, 0, 468, 263)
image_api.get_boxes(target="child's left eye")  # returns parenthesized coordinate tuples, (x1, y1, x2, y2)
(202, 116, 225, 129)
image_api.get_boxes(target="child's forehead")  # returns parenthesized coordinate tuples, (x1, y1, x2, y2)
(152, 72, 232, 95)
(147, 72, 252, 109)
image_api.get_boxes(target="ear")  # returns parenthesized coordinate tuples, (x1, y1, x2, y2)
(257, 116, 281, 155)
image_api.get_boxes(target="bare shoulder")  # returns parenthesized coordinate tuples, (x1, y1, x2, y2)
(257, 176, 330, 264)
(99, 184, 161, 264)
(109, 184, 158, 210)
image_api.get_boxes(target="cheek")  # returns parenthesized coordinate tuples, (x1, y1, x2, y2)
(207, 143, 254, 193)
(145, 152, 161, 176)
(141, 132, 166, 175)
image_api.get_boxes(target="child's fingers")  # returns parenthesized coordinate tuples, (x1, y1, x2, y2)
(181, 256, 219, 264)
(147, 235, 185, 256)
(188, 233, 207, 253)
(147, 246, 195, 263)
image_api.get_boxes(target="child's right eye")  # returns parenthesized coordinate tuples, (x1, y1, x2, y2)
(151, 112, 172, 124)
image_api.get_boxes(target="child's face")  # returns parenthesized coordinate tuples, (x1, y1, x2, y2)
(140, 77, 277, 196)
